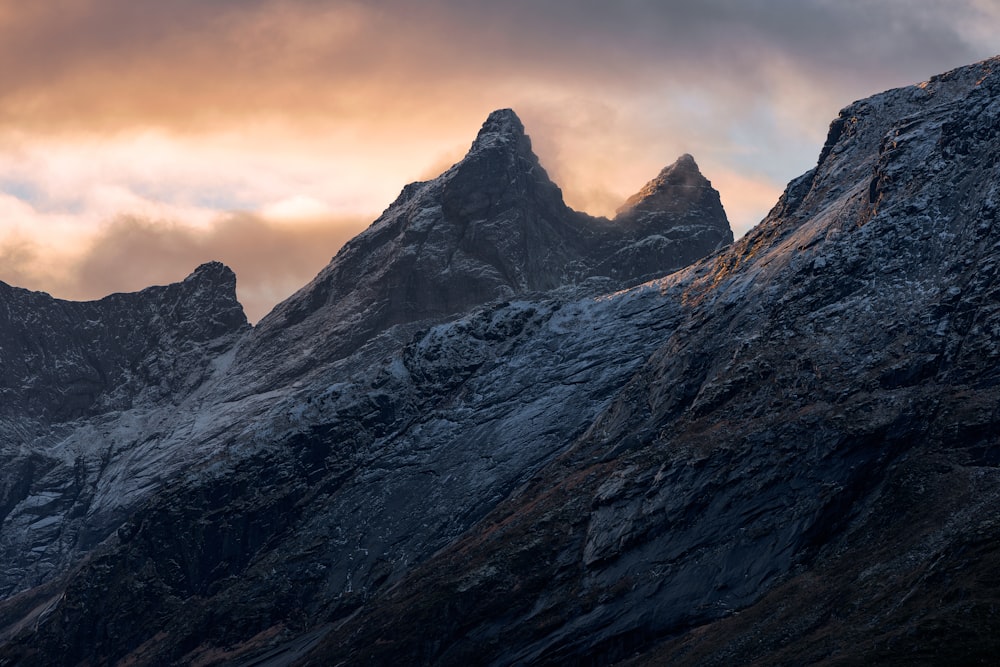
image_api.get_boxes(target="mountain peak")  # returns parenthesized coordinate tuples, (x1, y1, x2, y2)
(173, 261, 247, 336)
(661, 152, 701, 176)
(184, 260, 236, 287)
(480, 108, 524, 134)
(614, 153, 730, 239)
(245, 117, 732, 381)
(469, 108, 530, 153)
(631, 153, 711, 202)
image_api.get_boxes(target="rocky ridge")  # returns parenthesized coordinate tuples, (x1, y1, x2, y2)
(0, 261, 247, 422)
(2, 56, 1000, 666)
(0, 262, 248, 598)
(237, 109, 731, 387)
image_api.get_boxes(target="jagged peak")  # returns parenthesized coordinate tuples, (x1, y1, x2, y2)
(379, 109, 537, 212)
(615, 153, 716, 219)
(468, 108, 531, 154)
(183, 260, 237, 288)
(652, 153, 710, 187)
(480, 108, 524, 133)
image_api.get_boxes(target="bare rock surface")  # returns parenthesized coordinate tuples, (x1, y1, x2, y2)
(0, 262, 248, 597)
(0, 261, 247, 422)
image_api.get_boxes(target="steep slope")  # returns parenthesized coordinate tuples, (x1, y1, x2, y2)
(295, 56, 1000, 665)
(237, 109, 731, 387)
(0, 290, 687, 666)
(0, 261, 247, 423)
(0, 263, 249, 597)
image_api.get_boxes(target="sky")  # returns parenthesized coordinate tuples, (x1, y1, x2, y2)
(0, 1, 997, 321)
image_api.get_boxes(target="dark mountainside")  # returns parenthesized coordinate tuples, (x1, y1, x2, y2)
(0, 261, 247, 422)
(0, 263, 249, 599)
(1, 55, 999, 666)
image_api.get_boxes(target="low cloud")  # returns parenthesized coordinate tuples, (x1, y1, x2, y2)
(1, 213, 368, 323)
(0, 236, 45, 289)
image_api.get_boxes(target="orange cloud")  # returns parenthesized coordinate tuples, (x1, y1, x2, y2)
(1, 213, 367, 323)
(0, 0, 992, 322)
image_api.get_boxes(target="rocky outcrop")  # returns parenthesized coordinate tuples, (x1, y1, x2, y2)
(0, 262, 248, 598)
(604, 153, 732, 279)
(0, 261, 248, 422)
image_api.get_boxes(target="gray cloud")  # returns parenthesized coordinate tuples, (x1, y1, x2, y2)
(0, 1, 995, 315)
(0, 237, 44, 289)
(1, 213, 368, 323)
(1, 1, 991, 131)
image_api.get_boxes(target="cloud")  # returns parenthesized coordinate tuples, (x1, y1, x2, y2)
(0, 1, 991, 138)
(0, 212, 367, 323)
(0, 0, 996, 319)
(0, 235, 45, 289)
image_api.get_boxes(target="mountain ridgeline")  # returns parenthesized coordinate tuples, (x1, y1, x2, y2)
(238, 108, 731, 386)
(2, 57, 1000, 666)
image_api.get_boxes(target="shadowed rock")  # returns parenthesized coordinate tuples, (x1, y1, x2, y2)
(0, 261, 248, 422)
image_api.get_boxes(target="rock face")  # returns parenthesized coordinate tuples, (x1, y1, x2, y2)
(3, 56, 1000, 667)
(0, 262, 248, 598)
(607, 153, 732, 279)
(0, 261, 247, 422)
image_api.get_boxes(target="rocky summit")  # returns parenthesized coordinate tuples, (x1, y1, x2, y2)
(2, 56, 1000, 667)
(236, 108, 731, 388)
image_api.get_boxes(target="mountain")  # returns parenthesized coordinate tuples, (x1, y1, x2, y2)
(298, 58, 1000, 664)
(0, 110, 732, 664)
(2, 55, 1000, 666)
(236, 109, 731, 387)
(0, 261, 247, 422)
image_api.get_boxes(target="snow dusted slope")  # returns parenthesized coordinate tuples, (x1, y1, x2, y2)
(0, 287, 694, 665)
(0, 263, 249, 596)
